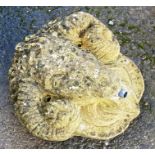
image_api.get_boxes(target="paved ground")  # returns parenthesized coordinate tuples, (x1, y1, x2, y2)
(0, 6, 155, 149)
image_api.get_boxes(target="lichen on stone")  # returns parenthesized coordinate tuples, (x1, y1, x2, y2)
(8, 11, 144, 141)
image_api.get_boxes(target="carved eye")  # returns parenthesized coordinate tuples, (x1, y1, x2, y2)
(118, 89, 128, 98)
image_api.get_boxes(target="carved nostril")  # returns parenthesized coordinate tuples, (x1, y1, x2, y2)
(118, 89, 128, 98)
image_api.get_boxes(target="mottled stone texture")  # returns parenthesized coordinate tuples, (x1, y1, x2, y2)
(8, 11, 144, 141)
(0, 6, 155, 149)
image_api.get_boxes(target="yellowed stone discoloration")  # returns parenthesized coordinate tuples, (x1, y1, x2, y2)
(8, 12, 144, 141)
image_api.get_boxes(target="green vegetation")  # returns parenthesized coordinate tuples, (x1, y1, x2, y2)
(114, 31, 131, 45)
(119, 19, 128, 27)
(84, 6, 90, 12)
(137, 42, 145, 49)
(120, 36, 131, 45)
(128, 24, 141, 32)
(94, 9, 101, 17)
(141, 53, 155, 66)
(119, 22, 126, 27)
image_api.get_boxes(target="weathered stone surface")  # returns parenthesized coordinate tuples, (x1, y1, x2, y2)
(8, 12, 144, 141)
